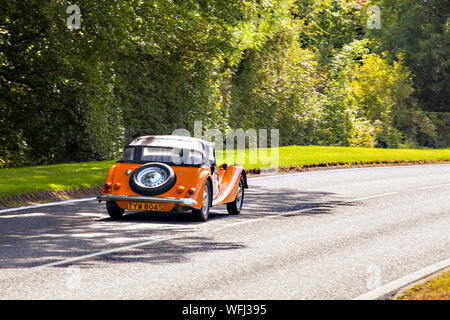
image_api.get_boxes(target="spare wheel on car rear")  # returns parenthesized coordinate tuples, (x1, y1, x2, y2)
(129, 162, 176, 196)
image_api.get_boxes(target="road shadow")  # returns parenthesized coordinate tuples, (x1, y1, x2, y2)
(0, 186, 353, 269)
(109, 185, 348, 223)
(76, 236, 246, 267)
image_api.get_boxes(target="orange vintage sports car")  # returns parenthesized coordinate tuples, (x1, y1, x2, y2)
(97, 135, 248, 221)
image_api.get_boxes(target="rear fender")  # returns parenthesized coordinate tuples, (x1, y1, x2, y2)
(213, 165, 246, 206)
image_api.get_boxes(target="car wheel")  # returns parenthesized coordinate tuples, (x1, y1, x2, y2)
(106, 200, 125, 219)
(129, 162, 176, 196)
(192, 181, 211, 221)
(227, 175, 244, 215)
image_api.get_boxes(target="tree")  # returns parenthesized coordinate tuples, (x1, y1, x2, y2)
(229, 25, 321, 146)
(293, 0, 369, 65)
(369, 0, 449, 112)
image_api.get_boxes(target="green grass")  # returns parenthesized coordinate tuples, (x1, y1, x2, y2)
(218, 145, 450, 170)
(396, 270, 450, 300)
(0, 160, 115, 197)
(1, 146, 449, 197)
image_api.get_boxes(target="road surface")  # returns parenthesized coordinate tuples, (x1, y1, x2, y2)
(0, 164, 449, 299)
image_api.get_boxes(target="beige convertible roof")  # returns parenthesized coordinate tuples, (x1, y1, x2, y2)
(128, 135, 214, 151)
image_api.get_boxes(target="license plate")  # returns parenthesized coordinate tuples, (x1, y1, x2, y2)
(127, 202, 166, 211)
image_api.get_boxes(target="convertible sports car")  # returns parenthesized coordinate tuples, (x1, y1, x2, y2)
(97, 135, 248, 221)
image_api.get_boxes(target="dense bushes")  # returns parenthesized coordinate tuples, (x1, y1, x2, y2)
(0, 0, 448, 168)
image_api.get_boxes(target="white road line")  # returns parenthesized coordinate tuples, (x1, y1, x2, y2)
(248, 168, 364, 181)
(353, 257, 450, 300)
(34, 235, 178, 269)
(0, 197, 96, 214)
(418, 183, 450, 190)
(248, 164, 446, 181)
(346, 192, 399, 203)
(210, 207, 314, 232)
(0, 213, 47, 219)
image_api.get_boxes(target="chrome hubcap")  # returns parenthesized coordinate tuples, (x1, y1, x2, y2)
(136, 167, 168, 188)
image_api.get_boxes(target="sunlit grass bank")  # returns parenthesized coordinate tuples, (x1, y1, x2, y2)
(0, 160, 116, 197)
(216, 145, 450, 171)
(395, 270, 450, 300)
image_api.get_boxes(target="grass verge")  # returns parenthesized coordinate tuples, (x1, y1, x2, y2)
(218, 145, 450, 171)
(0, 146, 449, 200)
(0, 160, 115, 198)
(395, 270, 450, 300)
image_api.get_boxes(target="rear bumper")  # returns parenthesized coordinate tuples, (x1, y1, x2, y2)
(96, 194, 198, 206)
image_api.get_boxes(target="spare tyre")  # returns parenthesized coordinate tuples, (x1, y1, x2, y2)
(129, 162, 176, 196)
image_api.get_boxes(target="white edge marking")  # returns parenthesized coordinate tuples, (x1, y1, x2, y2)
(0, 198, 96, 214)
(211, 207, 313, 231)
(213, 191, 400, 231)
(346, 192, 399, 203)
(249, 168, 366, 181)
(35, 235, 178, 269)
(418, 183, 450, 190)
(248, 164, 449, 181)
(0, 213, 47, 219)
(353, 257, 450, 300)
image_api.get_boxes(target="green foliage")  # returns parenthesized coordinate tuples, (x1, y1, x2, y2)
(318, 39, 375, 146)
(229, 25, 321, 145)
(368, 0, 449, 113)
(0, 0, 448, 168)
(293, 0, 369, 65)
(317, 40, 418, 148)
(0, 0, 126, 166)
(348, 53, 412, 147)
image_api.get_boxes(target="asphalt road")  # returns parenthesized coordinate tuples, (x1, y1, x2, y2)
(0, 164, 449, 299)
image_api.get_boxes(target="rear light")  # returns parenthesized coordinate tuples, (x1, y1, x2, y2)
(103, 182, 112, 193)
(186, 188, 195, 198)
(114, 182, 121, 190)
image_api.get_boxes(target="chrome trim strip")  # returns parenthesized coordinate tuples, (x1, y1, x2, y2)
(96, 194, 197, 206)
